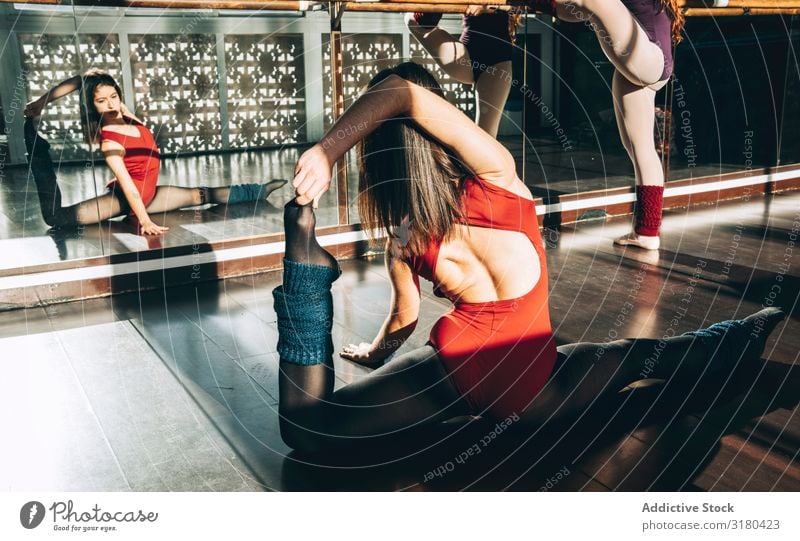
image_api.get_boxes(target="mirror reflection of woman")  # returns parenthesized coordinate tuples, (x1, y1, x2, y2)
(24, 70, 287, 235)
(528, 0, 684, 250)
(406, 6, 521, 139)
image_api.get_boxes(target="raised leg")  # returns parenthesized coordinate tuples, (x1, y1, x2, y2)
(555, 0, 665, 87)
(24, 119, 125, 227)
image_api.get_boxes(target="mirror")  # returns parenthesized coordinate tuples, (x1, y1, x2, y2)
(779, 15, 799, 169)
(0, 1, 105, 269)
(0, 3, 796, 277)
(666, 14, 788, 181)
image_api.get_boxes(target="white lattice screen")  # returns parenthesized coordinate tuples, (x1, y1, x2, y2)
(18, 33, 122, 159)
(322, 33, 475, 131)
(129, 34, 222, 154)
(225, 34, 306, 148)
(17, 28, 480, 161)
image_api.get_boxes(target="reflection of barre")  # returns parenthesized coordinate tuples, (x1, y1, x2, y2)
(679, 0, 800, 7)
(56, 0, 800, 13)
(344, 3, 513, 13)
(684, 8, 800, 16)
(66, 1, 321, 10)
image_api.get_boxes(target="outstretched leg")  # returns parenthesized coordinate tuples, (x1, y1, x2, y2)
(145, 180, 288, 215)
(522, 308, 786, 427)
(24, 119, 125, 227)
(555, 0, 666, 87)
(206, 179, 288, 205)
(274, 201, 468, 454)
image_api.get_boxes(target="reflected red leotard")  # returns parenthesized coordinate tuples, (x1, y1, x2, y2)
(100, 121, 161, 211)
(407, 177, 557, 419)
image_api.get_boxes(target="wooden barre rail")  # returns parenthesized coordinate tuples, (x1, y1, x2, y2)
(3, 0, 800, 15)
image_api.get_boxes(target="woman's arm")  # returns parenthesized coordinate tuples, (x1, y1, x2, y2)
(24, 75, 83, 118)
(340, 239, 421, 364)
(293, 74, 517, 206)
(101, 140, 168, 235)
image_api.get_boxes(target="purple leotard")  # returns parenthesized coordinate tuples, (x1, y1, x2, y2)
(622, 0, 674, 81)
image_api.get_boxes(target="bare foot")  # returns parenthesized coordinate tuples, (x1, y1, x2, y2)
(614, 232, 660, 251)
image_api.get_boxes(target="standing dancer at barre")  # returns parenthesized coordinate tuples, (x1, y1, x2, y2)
(271, 62, 783, 453)
(406, 6, 522, 138)
(24, 70, 287, 235)
(527, 0, 684, 250)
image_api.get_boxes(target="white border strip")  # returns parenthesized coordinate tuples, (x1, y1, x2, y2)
(1, 170, 797, 293)
(0, 229, 372, 292)
(537, 169, 798, 215)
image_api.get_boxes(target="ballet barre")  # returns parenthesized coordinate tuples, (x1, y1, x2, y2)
(3, 1, 800, 16)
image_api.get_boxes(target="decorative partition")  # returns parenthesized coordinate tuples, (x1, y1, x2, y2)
(18, 32, 121, 159)
(225, 33, 307, 147)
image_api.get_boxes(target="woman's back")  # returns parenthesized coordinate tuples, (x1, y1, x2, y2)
(410, 177, 542, 304)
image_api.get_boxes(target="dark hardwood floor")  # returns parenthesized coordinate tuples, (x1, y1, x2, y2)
(0, 191, 797, 491)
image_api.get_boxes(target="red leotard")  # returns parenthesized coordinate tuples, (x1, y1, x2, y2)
(407, 177, 557, 419)
(100, 121, 161, 210)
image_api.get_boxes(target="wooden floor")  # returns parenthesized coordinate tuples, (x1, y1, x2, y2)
(1, 191, 798, 491)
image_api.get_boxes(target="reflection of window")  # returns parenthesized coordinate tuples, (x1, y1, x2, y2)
(18, 33, 122, 160)
(129, 33, 222, 153)
(321, 34, 475, 131)
(225, 34, 307, 147)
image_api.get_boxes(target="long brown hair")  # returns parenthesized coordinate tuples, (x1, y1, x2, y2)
(508, 11, 523, 44)
(79, 69, 123, 144)
(358, 62, 471, 255)
(662, 0, 685, 44)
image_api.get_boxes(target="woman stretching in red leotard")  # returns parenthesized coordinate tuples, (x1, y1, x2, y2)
(24, 70, 286, 235)
(272, 62, 783, 453)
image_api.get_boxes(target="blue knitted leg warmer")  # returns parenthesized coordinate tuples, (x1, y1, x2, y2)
(273, 259, 340, 366)
(227, 183, 267, 204)
(682, 319, 753, 372)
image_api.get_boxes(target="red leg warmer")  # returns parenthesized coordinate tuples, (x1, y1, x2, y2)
(634, 185, 664, 237)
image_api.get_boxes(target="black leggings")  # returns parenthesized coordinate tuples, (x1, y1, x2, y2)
(279, 333, 710, 455)
(524, 336, 706, 426)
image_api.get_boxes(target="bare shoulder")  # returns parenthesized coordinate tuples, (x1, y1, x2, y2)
(504, 176, 535, 201)
(479, 173, 535, 202)
(100, 138, 125, 154)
